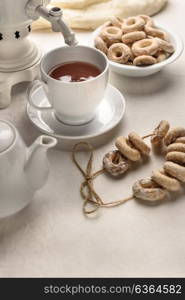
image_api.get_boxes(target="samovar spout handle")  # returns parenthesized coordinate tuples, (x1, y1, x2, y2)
(26, 1, 78, 47)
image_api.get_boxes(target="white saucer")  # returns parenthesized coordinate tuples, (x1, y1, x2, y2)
(26, 84, 126, 140)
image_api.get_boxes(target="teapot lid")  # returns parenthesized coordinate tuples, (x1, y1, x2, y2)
(0, 121, 15, 153)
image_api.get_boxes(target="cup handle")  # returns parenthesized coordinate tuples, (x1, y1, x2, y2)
(27, 79, 53, 111)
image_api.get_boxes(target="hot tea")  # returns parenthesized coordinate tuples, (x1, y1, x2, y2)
(49, 61, 101, 82)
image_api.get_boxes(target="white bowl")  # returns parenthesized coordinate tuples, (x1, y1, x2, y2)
(91, 23, 184, 77)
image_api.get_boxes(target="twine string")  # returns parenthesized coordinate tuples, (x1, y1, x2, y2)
(72, 142, 134, 215)
(72, 133, 154, 215)
(142, 133, 155, 139)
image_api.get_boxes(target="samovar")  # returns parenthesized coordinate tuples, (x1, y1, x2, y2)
(0, 0, 77, 108)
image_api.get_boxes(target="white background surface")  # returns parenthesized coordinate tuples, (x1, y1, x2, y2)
(0, 0, 185, 277)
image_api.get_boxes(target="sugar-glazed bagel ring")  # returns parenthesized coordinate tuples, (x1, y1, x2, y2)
(164, 127, 185, 146)
(122, 31, 146, 45)
(128, 132, 150, 156)
(110, 17, 124, 28)
(107, 43, 131, 64)
(103, 150, 130, 176)
(132, 38, 159, 56)
(139, 15, 154, 27)
(128, 47, 135, 61)
(102, 20, 112, 28)
(133, 179, 168, 201)
(122, 16, 145, 34)
(166, 151, 185, 165)
(164, 161, 185, 183)
(115, 136, 141, 161)
(151, 169, 181, 192)
(133, 55, 157, 66)
(167, 143, 185, 153)
(100, 26, 122, 46)
(126, 61, 133, 65)
(155, 51, 169, 63)
(145, 27, 169, 41)
(175, 137, 185, 144)
(155, 37, 175, 54)
(151, 120, 170, 145)
(94, 36, 108, 54)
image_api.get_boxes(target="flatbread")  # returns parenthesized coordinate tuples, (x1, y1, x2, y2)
(53, 0, 109, 9)
(33, 0, 168, 30)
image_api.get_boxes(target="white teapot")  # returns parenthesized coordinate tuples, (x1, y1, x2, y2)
(0, 120, 57, 218)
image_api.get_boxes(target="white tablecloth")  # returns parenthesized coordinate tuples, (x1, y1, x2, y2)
(0, 0, 185, 277)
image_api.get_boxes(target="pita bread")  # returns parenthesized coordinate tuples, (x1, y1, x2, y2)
(53, 0, 109, 9)
(33, 0, 168, 30)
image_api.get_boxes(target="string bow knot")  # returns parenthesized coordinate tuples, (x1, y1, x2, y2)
(72, 142, 133, 215)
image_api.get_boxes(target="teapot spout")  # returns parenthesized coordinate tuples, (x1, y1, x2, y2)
(37, 135, 57, 149)
(25, 135, 57, 190)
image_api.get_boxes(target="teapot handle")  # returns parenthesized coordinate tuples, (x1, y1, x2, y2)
(27, 80, 53, 111)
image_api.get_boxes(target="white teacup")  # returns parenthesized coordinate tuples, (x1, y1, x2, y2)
(27, 45, 109, 125)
